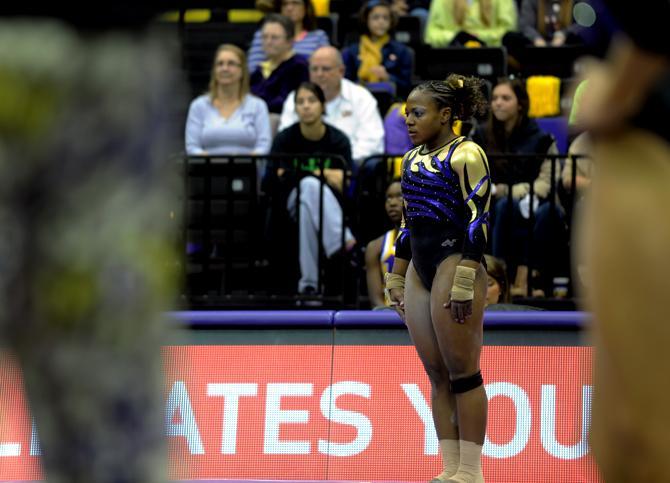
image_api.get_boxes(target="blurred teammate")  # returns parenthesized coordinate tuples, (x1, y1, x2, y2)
(574, 1, 670, 481)
(0, 8, 181, 482)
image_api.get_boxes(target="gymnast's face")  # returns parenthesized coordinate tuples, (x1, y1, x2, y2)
(404, 90, 449, 146)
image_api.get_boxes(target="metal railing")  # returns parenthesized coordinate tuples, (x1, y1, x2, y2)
(181, 154, 352, 308)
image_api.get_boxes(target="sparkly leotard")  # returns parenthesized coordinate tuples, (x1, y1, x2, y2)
(400, 136, 491, 289)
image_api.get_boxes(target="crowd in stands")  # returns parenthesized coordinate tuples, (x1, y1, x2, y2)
(181, 0, 603, 307)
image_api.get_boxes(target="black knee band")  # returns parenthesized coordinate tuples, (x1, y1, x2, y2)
(450, 371, 483, 394)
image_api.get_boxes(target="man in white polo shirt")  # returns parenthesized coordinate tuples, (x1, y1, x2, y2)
(279, 45, 385, 164)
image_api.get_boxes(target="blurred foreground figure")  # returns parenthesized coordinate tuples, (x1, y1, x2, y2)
(0, 11, 180, 483)
(574, 2, 670, 481)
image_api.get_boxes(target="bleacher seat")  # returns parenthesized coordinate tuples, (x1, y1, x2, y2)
(417, 47, 507, 83)
(316, 14, 339, 46)
(520, 46, 586, 78)
(419, 47, 507, 85)
(536, 116, 569, 154)
(394, 15, 422, 47)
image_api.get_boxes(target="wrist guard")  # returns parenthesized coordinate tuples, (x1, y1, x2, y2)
(384, 272, 405, 291)
(451, 265, 477, 302)
(384, 272, 405, 300)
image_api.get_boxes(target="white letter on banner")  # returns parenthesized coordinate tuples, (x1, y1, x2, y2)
(318, 381, 372, 456)
(483, 382, 531, 458)
(401, 384, 438, 455)
(264, 383, 312, 454)
(165, 381, 204, 455)
(207, 383, 258, 454)
(0, 442, 20, 457)
(30, 419, 41, 456)
(541, 384, 592, 460)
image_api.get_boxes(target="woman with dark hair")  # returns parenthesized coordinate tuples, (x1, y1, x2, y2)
(386, 74, 490, 482)
(471, 76, 565, 297)
(483, 254, 510, 306)
(342, 0, 413, 96)
(185, 44, 271, 155)
(248, 0, 330, 72)
(270, 82, 354, 294)
(250, 14, 309, 114)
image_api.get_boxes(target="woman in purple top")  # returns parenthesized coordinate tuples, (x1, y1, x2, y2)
(247, 0, 330, 72)
(185, 44, 271, 155)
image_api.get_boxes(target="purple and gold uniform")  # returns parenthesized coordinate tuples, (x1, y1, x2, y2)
(400, 136, 491, 289)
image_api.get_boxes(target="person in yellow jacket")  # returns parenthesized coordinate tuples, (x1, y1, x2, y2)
(425, 0, 517, 47)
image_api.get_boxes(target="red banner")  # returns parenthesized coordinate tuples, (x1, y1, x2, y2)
(0, 346, 598, 482)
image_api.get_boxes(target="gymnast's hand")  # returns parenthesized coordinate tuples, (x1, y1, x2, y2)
(445, 297, 472, 324)
(444, 265, 476, 324)
(388, 288, 406, 322)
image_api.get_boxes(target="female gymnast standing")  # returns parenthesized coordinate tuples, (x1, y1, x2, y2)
(386, 74, 490, 482)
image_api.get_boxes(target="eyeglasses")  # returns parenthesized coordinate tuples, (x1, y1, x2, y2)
(261, 34, 288, 41)
(309, 65, 335, 73)
(216, 60, 241, 68)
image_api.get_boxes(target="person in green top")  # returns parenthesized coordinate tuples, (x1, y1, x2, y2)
(425, 0, 517, 47)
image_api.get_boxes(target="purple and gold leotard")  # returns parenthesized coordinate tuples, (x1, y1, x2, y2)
(399, 136, 491, 289)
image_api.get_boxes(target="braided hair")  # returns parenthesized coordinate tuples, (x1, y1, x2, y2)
(411, 74, 487, 125)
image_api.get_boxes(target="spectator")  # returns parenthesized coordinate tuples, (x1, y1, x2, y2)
(365, 179, 404, 308)
(248, 0, 330, 73)
(561, 80, 594, 203)
(256, 0, 330, 16)
(519, 0, 582, 46)
(503, 0, 584, 70)
(425, 0, 517, 47)
(279, 46, 385, 164)
(562, 131, 593, 202)
(270, 82, 355, 294)
(250, 14, 309, 114)
(472, 77, 566, 296)
(484, 254, 510, 306)
(185, 44, 271, 155)
(342, 0, 414, 97)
